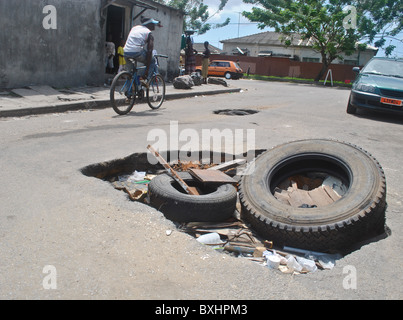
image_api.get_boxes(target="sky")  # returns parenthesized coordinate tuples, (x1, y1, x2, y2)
(191, 0, 403, 58)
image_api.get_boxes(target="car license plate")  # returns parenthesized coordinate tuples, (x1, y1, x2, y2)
(380, 97, 402, 106)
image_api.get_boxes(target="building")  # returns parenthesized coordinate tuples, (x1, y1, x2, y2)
(192, 43, 223, 55)
(221, 31, 378, 66)
(0, 0, 184, 89)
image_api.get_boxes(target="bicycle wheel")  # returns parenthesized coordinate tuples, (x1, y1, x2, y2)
(146, 74, 165, 110)
(110, 71, 136, 115)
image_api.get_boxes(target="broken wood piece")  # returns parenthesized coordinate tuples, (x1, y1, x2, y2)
(183, 220, 246, 229)
(189, 168, 237, 184)
(288, 189, 316, 208)
(147, 145, 199, 195)
(124, 188, 147, 202)
(253, 247, 267, 257)
(323, 185, 342, 202)
(308, 187, 334, 206)
(207, 159, 246, 171)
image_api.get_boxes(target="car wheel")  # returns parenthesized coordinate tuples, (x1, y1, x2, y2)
(239, 139, 387, 252)
(225, 72, 232, 80)
(148, 172, 237, 222)
(346, 94, 357, 114)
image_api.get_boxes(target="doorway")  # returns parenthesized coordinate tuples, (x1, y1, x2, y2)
(106, 5, 126, 74)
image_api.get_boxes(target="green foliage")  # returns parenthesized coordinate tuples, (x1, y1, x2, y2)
(242, 0, 403, 80)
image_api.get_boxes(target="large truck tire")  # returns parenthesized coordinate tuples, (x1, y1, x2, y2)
(239, 139, 387, 252)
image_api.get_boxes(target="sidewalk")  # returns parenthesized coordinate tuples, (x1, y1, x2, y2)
(0, 82, 242, 118)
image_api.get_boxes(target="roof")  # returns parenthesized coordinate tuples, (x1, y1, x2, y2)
(220, 31, 378, 51)
(193, 43, 223, 54)
(220, 31, 312, 47)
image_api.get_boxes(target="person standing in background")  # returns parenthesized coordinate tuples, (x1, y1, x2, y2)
(184, 35, 197, 75)
(117, 39, 126, 73)
(201, 41, 210, 84)
(105, 35, 115, 74)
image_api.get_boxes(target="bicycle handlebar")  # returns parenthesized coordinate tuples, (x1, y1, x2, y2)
(154, 54, 168, 59)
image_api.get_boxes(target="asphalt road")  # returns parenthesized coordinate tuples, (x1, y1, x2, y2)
(0, 79, 402, 301)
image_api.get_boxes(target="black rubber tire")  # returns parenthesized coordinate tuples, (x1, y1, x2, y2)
(239, 139, 387, 252)
(110, 71, 135, 115)
(146, 74, 165, 110)
(148, 172, 237, 222)
(346, 93, 357, 114)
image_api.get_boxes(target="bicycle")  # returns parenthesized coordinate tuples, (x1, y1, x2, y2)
(110, 54, 168, 115)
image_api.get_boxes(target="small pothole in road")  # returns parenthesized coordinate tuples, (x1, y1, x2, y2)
(213, 109, 259, 116)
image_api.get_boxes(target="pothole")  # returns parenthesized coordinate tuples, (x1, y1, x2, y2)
(81, 148, 388, 274)
(213, 109, 259, 116)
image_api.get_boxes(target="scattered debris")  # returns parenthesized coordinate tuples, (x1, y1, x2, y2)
(173, 75, 194, 89)
(273, 174, 347, 208)
(189, 168, 237, 184)
(196, 232, 225, 245)
(102, 147, 347, 275)
(181, 217, 342, 274)
(190, 72, 203, 86)
(147, 145, 200, 195)
(208, 77, 228, 87)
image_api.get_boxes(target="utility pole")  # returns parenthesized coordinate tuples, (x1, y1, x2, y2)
(238, 12, 240, 38)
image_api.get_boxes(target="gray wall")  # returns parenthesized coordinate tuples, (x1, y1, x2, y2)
(0, 0, 104, 89)
(132, 0, 184, 80)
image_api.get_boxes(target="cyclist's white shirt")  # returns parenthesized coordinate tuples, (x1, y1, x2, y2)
(124, 25, 151, 53)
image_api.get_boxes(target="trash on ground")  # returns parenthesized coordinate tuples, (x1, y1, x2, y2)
(104, 147, 345, 275)
(208, 77, 228, 87)
(173, 75, 194, 89)
(196, 232, 225, 245)
(273, 173, 348, 208)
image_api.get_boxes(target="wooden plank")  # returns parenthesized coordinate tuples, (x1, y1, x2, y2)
(207, 159, 246, 171)
(288, 189, 316, 207)
(294, 189, 315, 207)
(323, 185, 342, 202)
(308, 187, 334, 206)
(273, 188, 291, 205)
(189, 168, 237, 184)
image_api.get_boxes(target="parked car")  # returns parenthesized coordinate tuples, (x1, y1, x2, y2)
(195, 60, 243, 79)
(347, 57, 403, 115)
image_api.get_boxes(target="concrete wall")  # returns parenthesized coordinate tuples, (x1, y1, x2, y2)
(132, 0, 184, 80)
(0, 0, 105, 89)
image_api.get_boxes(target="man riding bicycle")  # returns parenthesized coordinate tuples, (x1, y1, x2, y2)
(124, 16, 162, 85)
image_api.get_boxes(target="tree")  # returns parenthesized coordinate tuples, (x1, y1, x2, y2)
(242, 0, 403, 81)
(156, 0, 230, 34)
